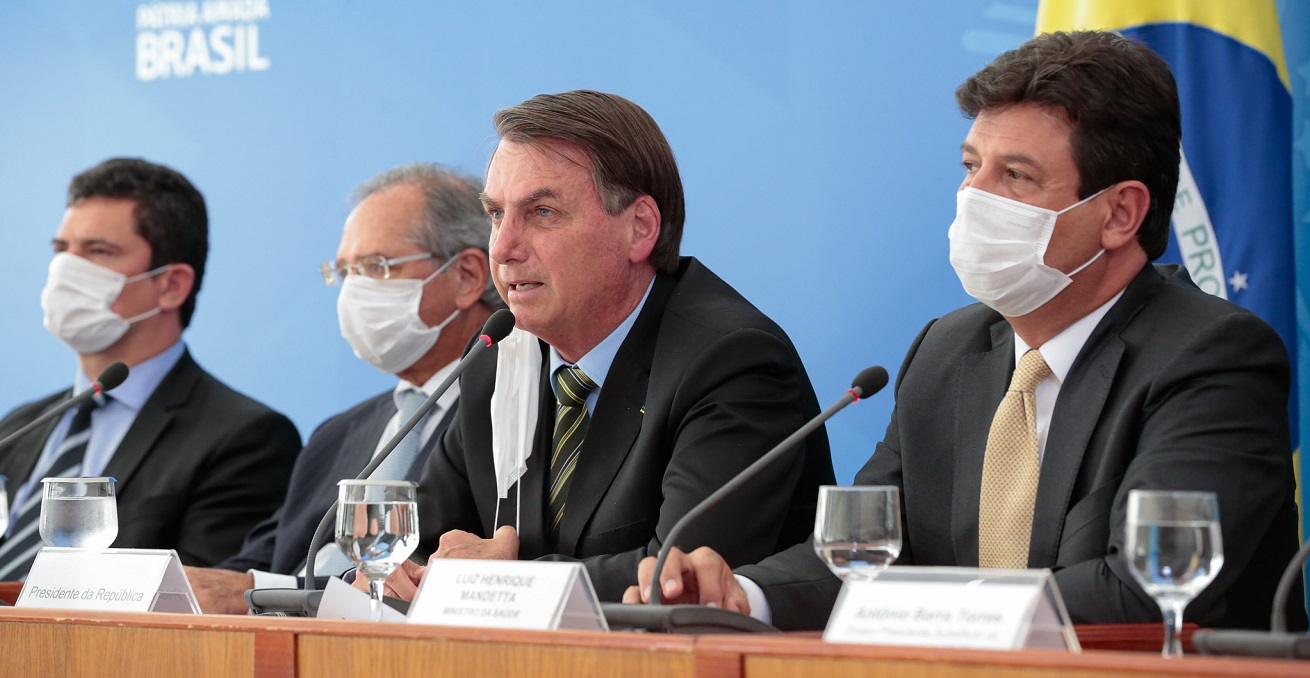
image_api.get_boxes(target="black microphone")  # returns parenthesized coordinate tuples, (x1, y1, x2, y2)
(301, 308, 515, 590)
(0, 361, 130, 452)
(602, 365, 889, 633)
(1193, 536, 1310, 658)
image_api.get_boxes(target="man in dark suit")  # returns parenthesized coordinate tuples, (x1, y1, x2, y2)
(372, 91, 834, 603)
(182, 163, 502, 613)
(0, 158, 302, 580)
(626, 31, 1304, 631)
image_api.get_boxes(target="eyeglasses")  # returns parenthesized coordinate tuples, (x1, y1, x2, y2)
(320, 253, 436, 286)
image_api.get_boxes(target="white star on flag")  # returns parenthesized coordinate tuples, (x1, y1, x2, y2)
(1228, 270, 1249, 293)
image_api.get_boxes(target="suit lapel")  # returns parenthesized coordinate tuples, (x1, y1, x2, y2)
(101, 351, 202, 492)
(554, 270, 673, 556)
(950, 320, 1013, 567)
(0, 391, 70, 503)
(1028, 264, 1160, 565)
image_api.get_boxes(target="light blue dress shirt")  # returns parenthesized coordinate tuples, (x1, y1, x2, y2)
(4, 341, 185, 537)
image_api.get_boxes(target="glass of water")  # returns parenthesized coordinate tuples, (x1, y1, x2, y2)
(40, 477, 118, 549)
(814, 485, 901, 581)
(336, 479, 419, 621)
(0, 476, 9, 536)
(1125, 489, 1224, 658)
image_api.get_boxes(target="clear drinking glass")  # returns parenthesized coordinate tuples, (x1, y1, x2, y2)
(0, 475, 9, 536)
(335, 479, 419, 622)
(813, 485, 902, 581)
(1125, 489, 1224, 658)
(39, 477, 118, 549)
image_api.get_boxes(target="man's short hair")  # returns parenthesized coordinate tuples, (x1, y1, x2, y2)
(68, 158, 208, 327)
(492, 90, 685, 273)
(352, 163, 505, 310)
(955, 31, 1181, 260)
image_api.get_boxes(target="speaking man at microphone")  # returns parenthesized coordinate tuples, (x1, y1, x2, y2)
(366, 90, 835, 603)
(182, 163, 502, 613)
(0, 158, 302, 581)
(627, 31, 1305, 632)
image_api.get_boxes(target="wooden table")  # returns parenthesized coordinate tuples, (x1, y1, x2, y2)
(0, 604, 1304, 678)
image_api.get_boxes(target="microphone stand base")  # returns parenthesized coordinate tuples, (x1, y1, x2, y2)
(1193, 629, 1310, 659)
(601, 602, 778, 634)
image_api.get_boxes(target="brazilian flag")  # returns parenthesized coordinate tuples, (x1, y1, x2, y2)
(1037, 0, 1304, 601)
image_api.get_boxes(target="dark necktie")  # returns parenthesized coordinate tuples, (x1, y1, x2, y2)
(549, 366, 596, 546)
(0, 397, 100, 581)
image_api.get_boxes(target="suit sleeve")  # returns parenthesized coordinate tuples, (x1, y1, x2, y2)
(736, 319, 935, 630)
(1054, 311, 1294, 625)
(173, 409, 302, 566)
(416, 404, 482, 557)
(573, 327, 827, 602)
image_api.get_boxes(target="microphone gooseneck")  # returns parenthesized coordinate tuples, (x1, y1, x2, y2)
(301, 310, 516, 592)
(649, 365, 888, 606)
(0, 362, 132, 452)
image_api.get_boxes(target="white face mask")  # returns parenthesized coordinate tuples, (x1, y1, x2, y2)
(337, 255, 460, 374)
(41, 252, 169, 354)
(948, 186, 1108, 317)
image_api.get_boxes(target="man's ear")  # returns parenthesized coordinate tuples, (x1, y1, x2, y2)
(452, 248, 490, 310)
(627, 195, 661, 264)
(1101, 180, 1150, 251)
(155, 263, 195, 313)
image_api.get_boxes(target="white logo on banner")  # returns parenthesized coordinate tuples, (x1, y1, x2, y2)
(135, 0, 272, 81)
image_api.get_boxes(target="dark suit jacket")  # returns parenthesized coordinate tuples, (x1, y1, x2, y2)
(417, 257, 835, 601)
(741, 264, 1304, 631)
(0, 351, 302, 568)
(218, 391, 455, 577)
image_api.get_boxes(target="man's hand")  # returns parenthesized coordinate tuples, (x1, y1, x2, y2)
(183, 566, 255, 615)
(433, 525, 520, 560)
(352, 558, 426, 600)
(621, 546, 749, 614)
(350, 526, 521, 602)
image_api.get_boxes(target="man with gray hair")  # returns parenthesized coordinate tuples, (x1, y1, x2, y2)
(184, 163, 502, 613)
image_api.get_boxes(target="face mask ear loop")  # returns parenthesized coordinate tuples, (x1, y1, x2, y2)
(1055, 186, 1111, 216)
(418, 255, 460, 286)
(124, 263, 172, 284)
(1066, 247, 1106, 278)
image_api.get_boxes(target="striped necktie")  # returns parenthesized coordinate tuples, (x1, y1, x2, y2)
(549, 366, 596, 546)
(978, 349, 1051, 569)
(0, 397, 100, 581)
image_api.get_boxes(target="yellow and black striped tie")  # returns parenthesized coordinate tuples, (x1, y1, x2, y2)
(549, 365, 597, 545)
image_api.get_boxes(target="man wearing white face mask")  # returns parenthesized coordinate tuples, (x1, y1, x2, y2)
(0, 158, 302, 581)
(183, 163, 501, 613)
(629, 31, 1303, 633)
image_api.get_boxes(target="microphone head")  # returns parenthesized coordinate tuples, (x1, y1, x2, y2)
(481, 308, 516, 343)
(96, 362, 130, 392)
(851, 366, 888, 398)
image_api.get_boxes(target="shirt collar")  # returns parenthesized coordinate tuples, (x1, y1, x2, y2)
(394, 357, 461, 415)
(549, 277, 656, 392)
(74, 340, 186, 412)
(1013, 289, 1124, 383)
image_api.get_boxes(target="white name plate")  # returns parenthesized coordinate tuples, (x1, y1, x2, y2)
(824, 566, 1079, 651)
(408, 559, 607, 631)
(18, 547, 199, 614)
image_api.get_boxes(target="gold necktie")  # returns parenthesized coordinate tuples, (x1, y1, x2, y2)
(979, 349, 1051, 569)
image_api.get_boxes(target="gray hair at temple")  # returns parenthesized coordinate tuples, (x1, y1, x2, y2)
(351, 163, 505, 310)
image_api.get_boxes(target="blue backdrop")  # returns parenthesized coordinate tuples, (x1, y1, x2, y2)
(0, 1, 1305, 490)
